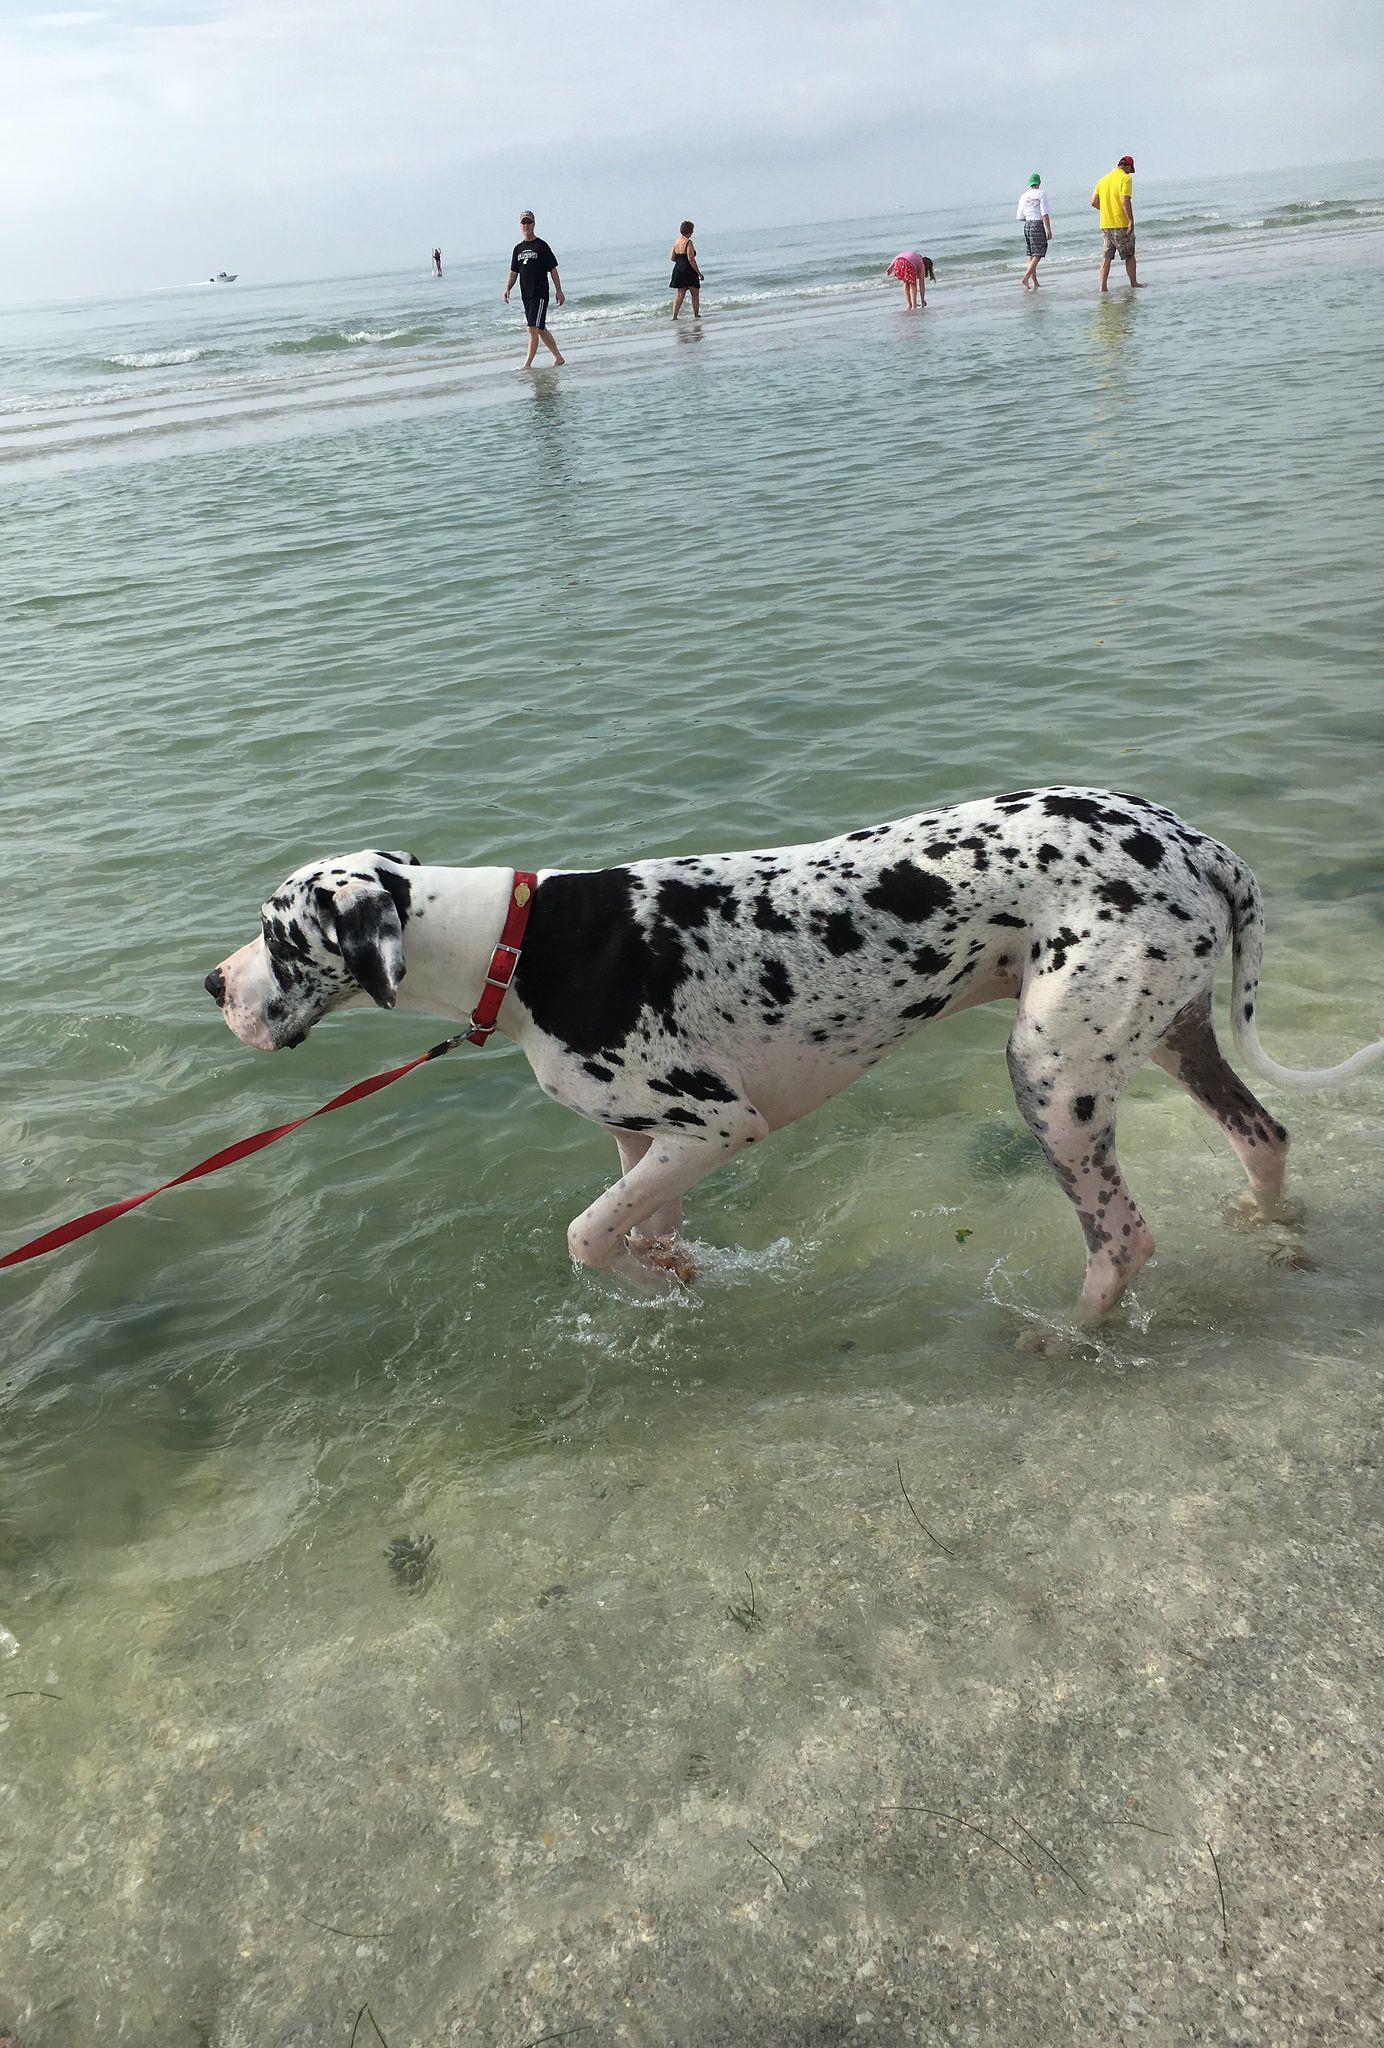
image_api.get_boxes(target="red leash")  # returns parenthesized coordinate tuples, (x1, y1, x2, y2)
(1, 871, 537, 1274)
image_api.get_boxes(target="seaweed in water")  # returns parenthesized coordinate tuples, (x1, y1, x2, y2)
(384, 1532, 436, 1595)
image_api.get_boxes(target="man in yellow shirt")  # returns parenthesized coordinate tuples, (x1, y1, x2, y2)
(1090, 155, 1143, 291)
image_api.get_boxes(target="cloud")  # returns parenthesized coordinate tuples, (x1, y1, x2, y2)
(0, 0, 1380, 298)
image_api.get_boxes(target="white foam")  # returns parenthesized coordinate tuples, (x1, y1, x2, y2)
(104, 347, 206, 369)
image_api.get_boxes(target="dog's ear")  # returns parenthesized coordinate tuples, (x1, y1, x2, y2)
(333, 879, 406, 1009)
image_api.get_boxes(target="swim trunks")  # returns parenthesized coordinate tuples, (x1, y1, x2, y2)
(512, 234, 557, 326)
(1024, 222, 1048, 259)
(1102, 226, 1135, 261)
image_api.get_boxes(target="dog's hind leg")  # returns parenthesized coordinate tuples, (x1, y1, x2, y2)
(1006, 1004, 1156, 1322)
(1152, 994, 1290, 1209)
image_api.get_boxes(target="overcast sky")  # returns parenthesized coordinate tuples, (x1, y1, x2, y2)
(1, 0, 1380, 300)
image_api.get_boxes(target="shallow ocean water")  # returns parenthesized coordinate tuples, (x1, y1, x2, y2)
(3, 168, 1384, 2044)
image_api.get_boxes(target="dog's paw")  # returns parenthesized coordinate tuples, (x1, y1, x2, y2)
(1224, 1190, 1306, 1231)
(627, 1233, 698, 1285)
(1266, 1239, 1318, 1272)
(1014, 1325, 1074, 1361)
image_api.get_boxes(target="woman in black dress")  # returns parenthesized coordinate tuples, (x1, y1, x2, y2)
(669, 221, 704, 320)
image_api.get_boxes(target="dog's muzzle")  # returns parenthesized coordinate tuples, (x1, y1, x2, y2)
(204, 967, 227, 1007)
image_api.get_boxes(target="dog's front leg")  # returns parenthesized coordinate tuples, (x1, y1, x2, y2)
(570, 1116, 767, 1287)
(605, 1127, 693, 1279)
(607, 1129, 685, 1237)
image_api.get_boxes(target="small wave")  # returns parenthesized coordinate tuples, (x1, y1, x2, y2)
(1262, 198, 1377, 226)
(271, 325, 428, 353)
(558, 297, 669, 325)
(102, 347, 207, 370)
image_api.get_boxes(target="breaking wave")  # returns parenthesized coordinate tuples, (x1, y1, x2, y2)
(102, 347, 209, 370)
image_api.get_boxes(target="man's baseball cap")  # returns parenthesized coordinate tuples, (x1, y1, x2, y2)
(1118, 155, 1135, 171)
(1028, 173, 1042, 186)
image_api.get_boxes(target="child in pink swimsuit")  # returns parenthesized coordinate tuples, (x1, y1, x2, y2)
(886, 250, 936, 310)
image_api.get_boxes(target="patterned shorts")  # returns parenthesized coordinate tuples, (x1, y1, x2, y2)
(1102, 226, 1135, 261)
(1024, 222, 1048, 258)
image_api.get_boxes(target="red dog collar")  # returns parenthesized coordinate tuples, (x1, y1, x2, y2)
(465, 871, 537, 1045)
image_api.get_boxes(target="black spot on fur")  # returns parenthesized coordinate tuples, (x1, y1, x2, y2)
(900, 993, 947, 1021)
(1121, 830, 1165, 871)
(658, 878, 734, 930)
(864, 861, 954, 924)
(989, 912, 1025, 929)
(648, 1066, 739, 1103)
(819, 910, 864, 955)
(1042, 793, 1105, 825)
(1047, 926, 1081, 972)
(911, 945, 949, 976)
(751, 891, 794, 933)
(516, 869, 690, 1057)
(1098, 878, 1144, 916)
(663, 1107, 706, 1128)
(1073, 1094, 1096, 1124)
(761, 959, 794, 1007)
(584, 1061, 615, 1082)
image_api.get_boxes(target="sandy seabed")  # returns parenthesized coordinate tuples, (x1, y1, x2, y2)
(4, 1322, 1382, 2047)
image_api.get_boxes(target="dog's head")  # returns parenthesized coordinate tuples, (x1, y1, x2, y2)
(205, 850, 420, 1051)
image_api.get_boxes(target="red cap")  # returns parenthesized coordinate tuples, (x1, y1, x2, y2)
(1118, 155, 1135, 171)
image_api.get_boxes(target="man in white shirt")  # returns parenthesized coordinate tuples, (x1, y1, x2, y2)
(1017, 175, 1053, 290)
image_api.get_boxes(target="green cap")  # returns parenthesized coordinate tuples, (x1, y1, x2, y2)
(1029, 173, 1042, 186)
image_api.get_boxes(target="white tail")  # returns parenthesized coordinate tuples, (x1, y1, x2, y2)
(1230, 876, 1384, 1090)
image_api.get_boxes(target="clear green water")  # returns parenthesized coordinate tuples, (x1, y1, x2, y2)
(3, 173, 1384, 2045)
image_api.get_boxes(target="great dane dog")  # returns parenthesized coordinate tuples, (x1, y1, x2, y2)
(205, 787, 1382, 1318)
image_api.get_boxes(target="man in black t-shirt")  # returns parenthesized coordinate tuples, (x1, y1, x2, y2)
(503, 210, 566, 367)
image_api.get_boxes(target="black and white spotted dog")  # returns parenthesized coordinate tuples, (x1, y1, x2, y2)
(205, 788, 1383, 1318)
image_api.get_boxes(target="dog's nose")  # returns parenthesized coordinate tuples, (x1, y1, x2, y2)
(204, 967, 226, 1007)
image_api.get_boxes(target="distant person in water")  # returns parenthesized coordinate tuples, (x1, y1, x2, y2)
(433, 247, 443, 277)
(1091, 156, 1143, 290)
(669, 222, 704, 319)
(1017, 175, 1053, 289)
(886, 250, 935, 310)
(503, 211, 565, 367)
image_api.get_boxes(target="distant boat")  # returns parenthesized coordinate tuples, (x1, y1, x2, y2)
(210, 272, 238, 283)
